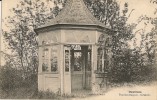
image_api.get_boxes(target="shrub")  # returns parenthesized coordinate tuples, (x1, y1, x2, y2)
(0, 63, 38, 91)
(0, 65, 23, 92)
(32, 90, 59, 99)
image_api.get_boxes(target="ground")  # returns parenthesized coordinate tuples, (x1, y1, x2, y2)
(68, 82, 157, 100)
(0, 81, 157, 99)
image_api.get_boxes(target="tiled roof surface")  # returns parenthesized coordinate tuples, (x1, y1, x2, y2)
(38, 0, 106, 28)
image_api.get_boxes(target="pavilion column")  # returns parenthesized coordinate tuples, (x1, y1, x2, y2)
(60, 44, 64, 95)
(60, 30, 65, 95)
(91, 44, 97, 94)
(38, 46, 44, 91)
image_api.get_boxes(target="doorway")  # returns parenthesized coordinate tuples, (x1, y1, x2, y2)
(69, 45, 92, 91)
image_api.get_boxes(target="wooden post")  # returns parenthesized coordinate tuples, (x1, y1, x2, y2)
(38, 47, 44, 91)
(63, 46, 71, 94)
(60, 30, 65, 95)
(60, 45, 64, 95)
(81, 46, 88, 89)
(91, 44, 97, 94)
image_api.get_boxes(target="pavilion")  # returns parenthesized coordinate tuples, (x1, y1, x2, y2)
(35, 0, 113, 95)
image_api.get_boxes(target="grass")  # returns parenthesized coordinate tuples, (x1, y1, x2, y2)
(0, 86, 61, 99)
(0, 81, 156, 99)
(0, 86, 90, 99)
(0, 86, 95, 99)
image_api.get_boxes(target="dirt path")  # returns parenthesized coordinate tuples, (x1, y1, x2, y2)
(69, 83, 157, 100)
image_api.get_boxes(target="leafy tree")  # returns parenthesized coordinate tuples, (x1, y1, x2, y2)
(3, 0, 135, 84)
(2, 0, 63, 79)
(122, 0, 157, 82)
(84, 0, 135, 82)
(109, 0, 157, 83)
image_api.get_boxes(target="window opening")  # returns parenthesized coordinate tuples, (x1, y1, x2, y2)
(42, 48, 49, 72)
(51, 46, 58, 72)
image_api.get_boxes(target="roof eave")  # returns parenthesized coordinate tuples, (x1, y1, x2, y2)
(35, 24, 105, 33)
(34, 23, 116, 36)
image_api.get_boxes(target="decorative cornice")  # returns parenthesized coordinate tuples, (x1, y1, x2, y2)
(35, 24, 105, 33)
(35, 24, 115, 36)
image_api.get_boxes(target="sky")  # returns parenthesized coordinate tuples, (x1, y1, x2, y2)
(117, 0, 156, 23)
(2, 0, 156, 24)
(0, 1, 2, 65)
(118, 0, 156, 48)
(0, 0, 157, 65)
(1, 0, 156, 32)
(0, 1, 2, 27)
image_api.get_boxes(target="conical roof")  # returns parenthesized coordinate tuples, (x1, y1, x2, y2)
(38, 0, 106, 29)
